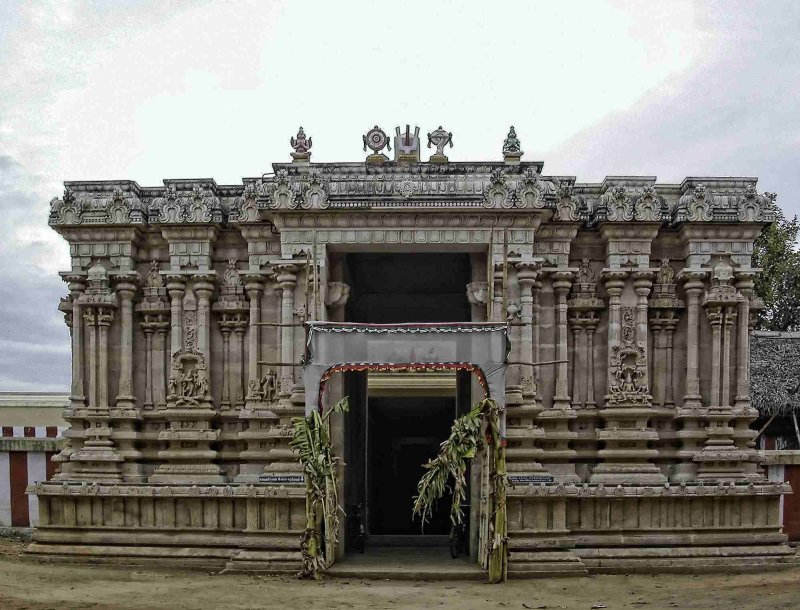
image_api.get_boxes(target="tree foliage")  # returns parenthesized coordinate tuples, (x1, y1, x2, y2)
(412, 397, 508, 583)
(289, 396, 349, 579)
(753, 207, 800, 331)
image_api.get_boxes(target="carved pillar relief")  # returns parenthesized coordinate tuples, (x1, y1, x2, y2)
(213, 260, 249, 411)
(648, 260, 684, 408)
(138, 261, 170, 410)
(602, 270, 628, 393)
(567, 260, 603, 409)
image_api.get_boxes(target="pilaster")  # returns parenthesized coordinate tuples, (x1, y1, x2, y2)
(537, 268, 578, 483)
(505, 261, 548, 479)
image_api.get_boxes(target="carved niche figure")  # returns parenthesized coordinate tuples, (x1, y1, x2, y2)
(247, 369, 278, 403)
(167, 351, 210, 407)
(607, 307, 649, 407)
(656, 258, 674, 286)
(576, 258, 595, 285)
(290, 126, 312, 154)
(146, 260, 164, 288)
(502, 126, 522, 155)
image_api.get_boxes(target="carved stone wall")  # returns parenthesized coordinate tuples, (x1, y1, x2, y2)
(32, 159, 789, 574)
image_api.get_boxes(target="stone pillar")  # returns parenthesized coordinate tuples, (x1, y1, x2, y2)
(220, 323, 232, 410)
(142, 324, 154, 409)
(65, 275, 86, 409)
(96, 308, 113, 410)
(721, 305, 736, 408)
(731, 271, 762, 480)
(237, 274, 276, 482)
(193, 275, 215, 363)
(275, 264, 297, 396)
(552, 271, 573, 408)
(505, 262, 547, 478)
(52, 277, 86, 480)
(663, 317, 677, 407)
(673, 271, 707, 483)
(696, 261, 750, 482)
(734, 272, 755, 409)
(114, 276, 137, 408)
(232, 322, 246, 407)
(603, 271, 627, 392)
(537, 269, 577, 483)
(245, 275, 265, 403)
(85, 309, 97, 409)
(708, 306, 723, 407)
(585, 317, 599, 407)
(681, 272, 706, 409)
(166, 275, 185, 355)
(153, 324, 168, 408)
(516, 262, 539, 400)
(571, 323, 582, 403)
(632, 272, 653, 388)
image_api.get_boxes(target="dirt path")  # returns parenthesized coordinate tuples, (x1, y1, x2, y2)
(1, 538, 799, 610)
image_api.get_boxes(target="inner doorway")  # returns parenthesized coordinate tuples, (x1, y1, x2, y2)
(344, 369, 474, 549)
(340, 252, 474, 550)
(368, 395, 454, 537)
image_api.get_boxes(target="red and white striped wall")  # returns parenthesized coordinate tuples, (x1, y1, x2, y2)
(0, 427, 64, 527)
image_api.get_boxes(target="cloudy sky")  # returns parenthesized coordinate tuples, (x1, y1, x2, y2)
(0, 0, 797, 391)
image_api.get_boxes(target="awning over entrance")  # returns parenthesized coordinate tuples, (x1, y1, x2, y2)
(303, 321, 510, 424)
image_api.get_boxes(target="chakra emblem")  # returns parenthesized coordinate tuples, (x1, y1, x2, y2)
(363, 125, 391, 154)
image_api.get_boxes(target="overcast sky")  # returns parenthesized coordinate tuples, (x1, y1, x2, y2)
(0, 0, 797, 391)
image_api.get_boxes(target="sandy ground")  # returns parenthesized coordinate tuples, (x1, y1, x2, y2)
(1, 538, 799, 610)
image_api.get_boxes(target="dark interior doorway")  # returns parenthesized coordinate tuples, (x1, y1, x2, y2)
(344, 252, 471, 323)
(341, 252, 474, 551)
(368, 396, 454, 536)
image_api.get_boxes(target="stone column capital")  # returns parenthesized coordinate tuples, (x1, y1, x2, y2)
(551, 270, 574, 293)
(516, 262, 540, 288)
(678, 269, 708, 289)
(274, 263, 298, 290)
(62, 273, 87, 294)
(601, 268, 628, 282)
(165, 274, 186, 291)
(192, 273, 216, 292)
(112, 273, 139, 296)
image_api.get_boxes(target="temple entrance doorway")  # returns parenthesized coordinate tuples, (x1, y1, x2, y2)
(340, 252, 474, 551)
(343, 370, 474, 550)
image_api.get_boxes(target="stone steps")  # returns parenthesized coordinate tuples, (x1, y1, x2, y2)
(575, 544, 800, 574)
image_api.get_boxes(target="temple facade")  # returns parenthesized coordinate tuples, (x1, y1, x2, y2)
(28, 125, 795, 575)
